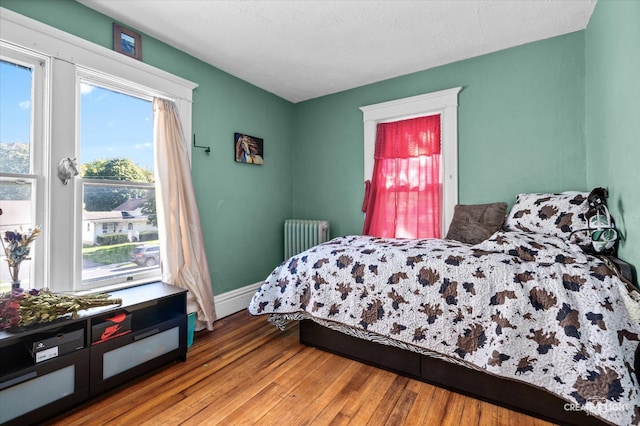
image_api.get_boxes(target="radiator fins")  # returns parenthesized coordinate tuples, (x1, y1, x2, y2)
(284, 219, 330, 260)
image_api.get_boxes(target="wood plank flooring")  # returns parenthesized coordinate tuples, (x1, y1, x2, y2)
(45, 310, 555, 425)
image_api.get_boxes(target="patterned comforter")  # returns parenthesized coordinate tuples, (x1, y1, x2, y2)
(248, 232, 640, 425)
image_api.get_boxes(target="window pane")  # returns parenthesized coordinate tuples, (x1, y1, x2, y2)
(80, 82, 157, 286)
(0, 60, 33, 174)
(82, 184, 158, 284)
(80, 82, 154, 179)
(0, 180, 34, 290)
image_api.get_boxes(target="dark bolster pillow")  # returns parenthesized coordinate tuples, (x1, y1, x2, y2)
(446, 202, 508, 244)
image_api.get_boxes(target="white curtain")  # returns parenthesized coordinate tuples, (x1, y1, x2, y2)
(153, 98, 217, 330)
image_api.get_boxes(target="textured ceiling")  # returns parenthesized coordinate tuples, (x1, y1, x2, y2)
(77, 0, 596, 103)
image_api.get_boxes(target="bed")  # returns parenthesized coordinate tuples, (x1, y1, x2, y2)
(248, 192, 640, 425)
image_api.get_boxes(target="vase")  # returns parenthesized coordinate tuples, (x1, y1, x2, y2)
(8, 263, 21, 290)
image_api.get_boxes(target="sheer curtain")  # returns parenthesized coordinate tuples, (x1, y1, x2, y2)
(362, 114, 442, 239)
(153, 98, 217, 331)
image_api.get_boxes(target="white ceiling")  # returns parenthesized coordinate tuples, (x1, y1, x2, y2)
(77, 0, 597, 103)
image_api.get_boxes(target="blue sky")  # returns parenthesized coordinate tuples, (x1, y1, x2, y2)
(80, 82, 154, 171)
(0, 61, 31, 146)
(0, 60, 154, 172)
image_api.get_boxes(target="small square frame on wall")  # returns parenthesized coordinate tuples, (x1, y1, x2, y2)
(113, 23, 142, 60)
(234, 133, 264, 165)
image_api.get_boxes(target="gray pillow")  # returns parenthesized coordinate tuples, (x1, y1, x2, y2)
(446, 202, 508, 244)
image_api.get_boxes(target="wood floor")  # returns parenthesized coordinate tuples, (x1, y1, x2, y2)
(45, 310, 555, 425)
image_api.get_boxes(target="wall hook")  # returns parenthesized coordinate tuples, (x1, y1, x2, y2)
(193, 134, 211, 155)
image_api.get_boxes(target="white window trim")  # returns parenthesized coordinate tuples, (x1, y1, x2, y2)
(360, 87, 462, 236)
(1, 7, 198, 292)
(0, 8, 196, 103)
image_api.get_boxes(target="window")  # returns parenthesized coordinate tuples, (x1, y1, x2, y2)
(79, 80, 158, 287)
(0, 45, 47, 290)
(363, 114, 442, 238)
(1, 9, 196, 292)
(360, 87, 461, 236)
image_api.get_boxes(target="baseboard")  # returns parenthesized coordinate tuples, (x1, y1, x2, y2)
(214, 281, 263, 319)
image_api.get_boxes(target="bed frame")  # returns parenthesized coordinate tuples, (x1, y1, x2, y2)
(300, 320, 606, 425)
(299, 257, 637, 426)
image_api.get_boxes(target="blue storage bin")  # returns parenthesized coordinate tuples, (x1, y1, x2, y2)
(187, 312, 196, 348)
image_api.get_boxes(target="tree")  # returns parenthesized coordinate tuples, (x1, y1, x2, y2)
(82, 158, 154, 182)
(141, 193, 157, 227)
(0, 142, 29, 174)
(0, 142, 31, 200)
(82, 158, 154, 211)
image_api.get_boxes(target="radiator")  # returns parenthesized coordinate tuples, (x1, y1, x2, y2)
(284, 219, 330, 259)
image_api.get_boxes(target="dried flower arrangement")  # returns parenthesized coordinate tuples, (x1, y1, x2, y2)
(1, 225, 41, 287)
(0, 288, 122, 330)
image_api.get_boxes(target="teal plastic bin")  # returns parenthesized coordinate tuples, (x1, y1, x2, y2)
(187, 312, 196, 348)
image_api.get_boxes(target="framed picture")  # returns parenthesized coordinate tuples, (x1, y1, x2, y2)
(234, 133, 264, 165)
(113, 23, 142, 60)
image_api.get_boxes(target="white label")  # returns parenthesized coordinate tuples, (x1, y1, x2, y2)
(35, 346, 59, 363)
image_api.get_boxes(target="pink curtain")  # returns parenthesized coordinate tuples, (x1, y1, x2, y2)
(362, 114, 441, 239)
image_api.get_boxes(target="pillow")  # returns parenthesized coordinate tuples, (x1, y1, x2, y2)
(446, 202, 508, 244)
(504, 192, 590, 244)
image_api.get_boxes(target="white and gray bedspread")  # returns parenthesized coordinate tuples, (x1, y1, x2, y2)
(248, 232, 640, 425)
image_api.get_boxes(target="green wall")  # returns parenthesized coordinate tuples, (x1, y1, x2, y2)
(0, 0, 296, 295)
(3, 0, 637, 295)
(293, 32, 587, 237)
(586, 0, 640, 278)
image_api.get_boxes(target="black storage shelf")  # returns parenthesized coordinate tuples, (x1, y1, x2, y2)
(0, 348, 91, 425)
(0, 347, 88, 392)
(89, 315, 186, 397)
(0, 282, 187, 425)
(0, 316, 87, 349)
